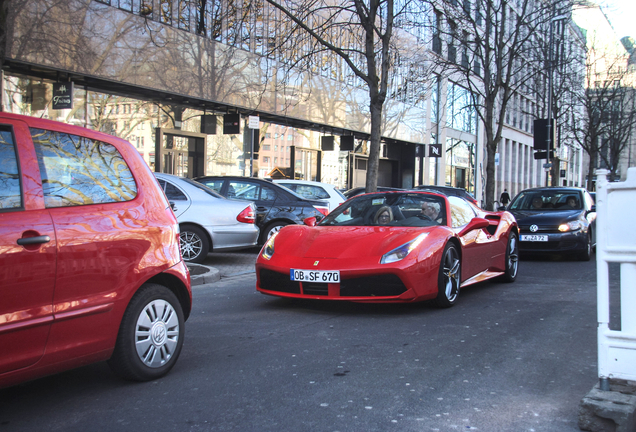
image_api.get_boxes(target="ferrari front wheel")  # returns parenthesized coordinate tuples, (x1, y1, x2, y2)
(433, 243, 461, 308)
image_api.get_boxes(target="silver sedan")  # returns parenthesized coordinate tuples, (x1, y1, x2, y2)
(155, 173, 260, 263)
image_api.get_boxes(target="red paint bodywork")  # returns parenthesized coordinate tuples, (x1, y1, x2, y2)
(0, 113, 191, 388)
(256, 192, 517, 303)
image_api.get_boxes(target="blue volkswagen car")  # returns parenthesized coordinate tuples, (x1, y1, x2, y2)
(506, 187, 596, 260)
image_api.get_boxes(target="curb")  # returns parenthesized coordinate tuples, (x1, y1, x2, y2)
(186, 263, 221, 286)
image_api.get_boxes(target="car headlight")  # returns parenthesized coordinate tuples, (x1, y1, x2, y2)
(380, 233, 428, 264)
(558, 221, 582, 232)
(261, 231, 278, 260)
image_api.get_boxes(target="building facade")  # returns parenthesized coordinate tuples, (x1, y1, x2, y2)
(1, 0, 591, 203)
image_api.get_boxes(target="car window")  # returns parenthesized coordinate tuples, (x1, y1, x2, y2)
(200, 179, 224, 194)
(261, 185, 277, 201)
(509, 190, 582, 210)
(230, 181, 259, 200)
(0, 126, 22, 210)
(448, 196, 475, 227)
(31, 128, 137, 208)
(319, 193, 445, 227)
(182, 177, 223, 198)
(302, 185, 330, 200)
(158, 179, 188, 201)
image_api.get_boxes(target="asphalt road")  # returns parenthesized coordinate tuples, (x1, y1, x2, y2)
(0, 255, 606, 432)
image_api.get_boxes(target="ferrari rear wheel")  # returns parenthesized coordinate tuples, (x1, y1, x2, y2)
(433, 243, 461, 308)
(501, 232, 519, 283)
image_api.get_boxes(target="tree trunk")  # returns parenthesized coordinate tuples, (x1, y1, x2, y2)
(587, 152, 596, 191)
(365, 95, 382, 193)
(484, 140, 497, 210)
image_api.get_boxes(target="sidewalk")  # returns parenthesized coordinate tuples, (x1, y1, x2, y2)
(186, 247, 261, 286)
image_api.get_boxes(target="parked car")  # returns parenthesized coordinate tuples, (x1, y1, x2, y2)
(257, 190, 519, 306)
(506, 187, 596, 260)
(0, 112, 191, 389)
(273, 179, 346, 212)
(343, 186, 404, 199)
(194, 176, 329, 243)
(155, 173, 259, 263)
(413, 185, 479, 206)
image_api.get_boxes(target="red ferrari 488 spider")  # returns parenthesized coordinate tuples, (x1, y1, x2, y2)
(256, 191, 519, 306)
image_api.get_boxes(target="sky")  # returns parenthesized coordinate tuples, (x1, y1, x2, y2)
(598, 0, 635, 40)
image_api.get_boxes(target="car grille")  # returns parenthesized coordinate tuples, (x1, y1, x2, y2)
(519, 225, 560, 234)
(259, 269, 300, 294)
(259, 269, 407, 297)
(303, 282, 328, 295)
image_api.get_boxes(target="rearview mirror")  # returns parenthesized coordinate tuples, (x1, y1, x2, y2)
(458, 217, 490, 237)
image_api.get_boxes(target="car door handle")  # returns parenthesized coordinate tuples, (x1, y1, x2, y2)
(17, 235, 51, 245)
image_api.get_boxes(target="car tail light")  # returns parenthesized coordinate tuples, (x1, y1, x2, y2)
(237, 204, 256, 224)
(314, 205, 329, 216)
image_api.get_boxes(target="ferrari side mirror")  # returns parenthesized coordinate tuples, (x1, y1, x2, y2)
(304, 216, 317, 227)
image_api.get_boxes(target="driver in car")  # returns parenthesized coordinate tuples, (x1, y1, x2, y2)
(421, 201, 440, 220)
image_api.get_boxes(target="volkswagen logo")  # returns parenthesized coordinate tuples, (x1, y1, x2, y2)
(530, 224, 539, 233)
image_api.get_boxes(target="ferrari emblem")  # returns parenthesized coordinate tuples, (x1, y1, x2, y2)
(314, 261, 319, 266)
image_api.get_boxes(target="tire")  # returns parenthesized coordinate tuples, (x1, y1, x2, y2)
(260, 221, 289, 244)
(578, 231, 592, 261)
(180, 225, 210, 263)
(500, 232, 519, 283)
(433, 243, 461, 308)
(108, 283, 185, 381)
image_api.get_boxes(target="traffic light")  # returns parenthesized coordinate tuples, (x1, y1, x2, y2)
(533, 118, 555, 151)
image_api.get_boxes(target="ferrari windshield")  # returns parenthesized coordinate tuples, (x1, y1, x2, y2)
(319, 192, 446, 227)
(509, 190, 583, 211)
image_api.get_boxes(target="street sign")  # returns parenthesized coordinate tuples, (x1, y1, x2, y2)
(543, 163, 552, 168)
(248, 115, 260, 129)
(428, 144, 442, 158)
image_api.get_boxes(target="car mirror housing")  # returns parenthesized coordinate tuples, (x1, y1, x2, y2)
(304, 216, 318, 226)
(458, 217, 490, 237)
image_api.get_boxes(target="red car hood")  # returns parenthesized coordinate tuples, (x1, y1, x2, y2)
(274, 225, 438, 259)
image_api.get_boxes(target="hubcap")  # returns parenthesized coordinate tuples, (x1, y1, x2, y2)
(135, 299, 180, 368)
(443, 248, 461, 302)
(180, 231, 202, 261)
(267, 225, 284, 239)
(508, 236, 519, 278)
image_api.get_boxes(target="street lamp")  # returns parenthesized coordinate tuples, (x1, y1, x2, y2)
(546, 13, 569, 186)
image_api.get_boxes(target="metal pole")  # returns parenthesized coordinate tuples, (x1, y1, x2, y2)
(546, 9, 555, 187)
(250, 128, 255, 177)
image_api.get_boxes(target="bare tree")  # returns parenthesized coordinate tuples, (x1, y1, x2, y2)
(422, 0, 570, 209)
(257, 0, 403, 192)
(571, 42, 636, 186)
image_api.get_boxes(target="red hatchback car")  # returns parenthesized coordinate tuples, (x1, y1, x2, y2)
(0, 112, 191, 388)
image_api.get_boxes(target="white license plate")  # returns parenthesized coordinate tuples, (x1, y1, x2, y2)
(521, 234, 548, 242)
(290, 269, 340, 283)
